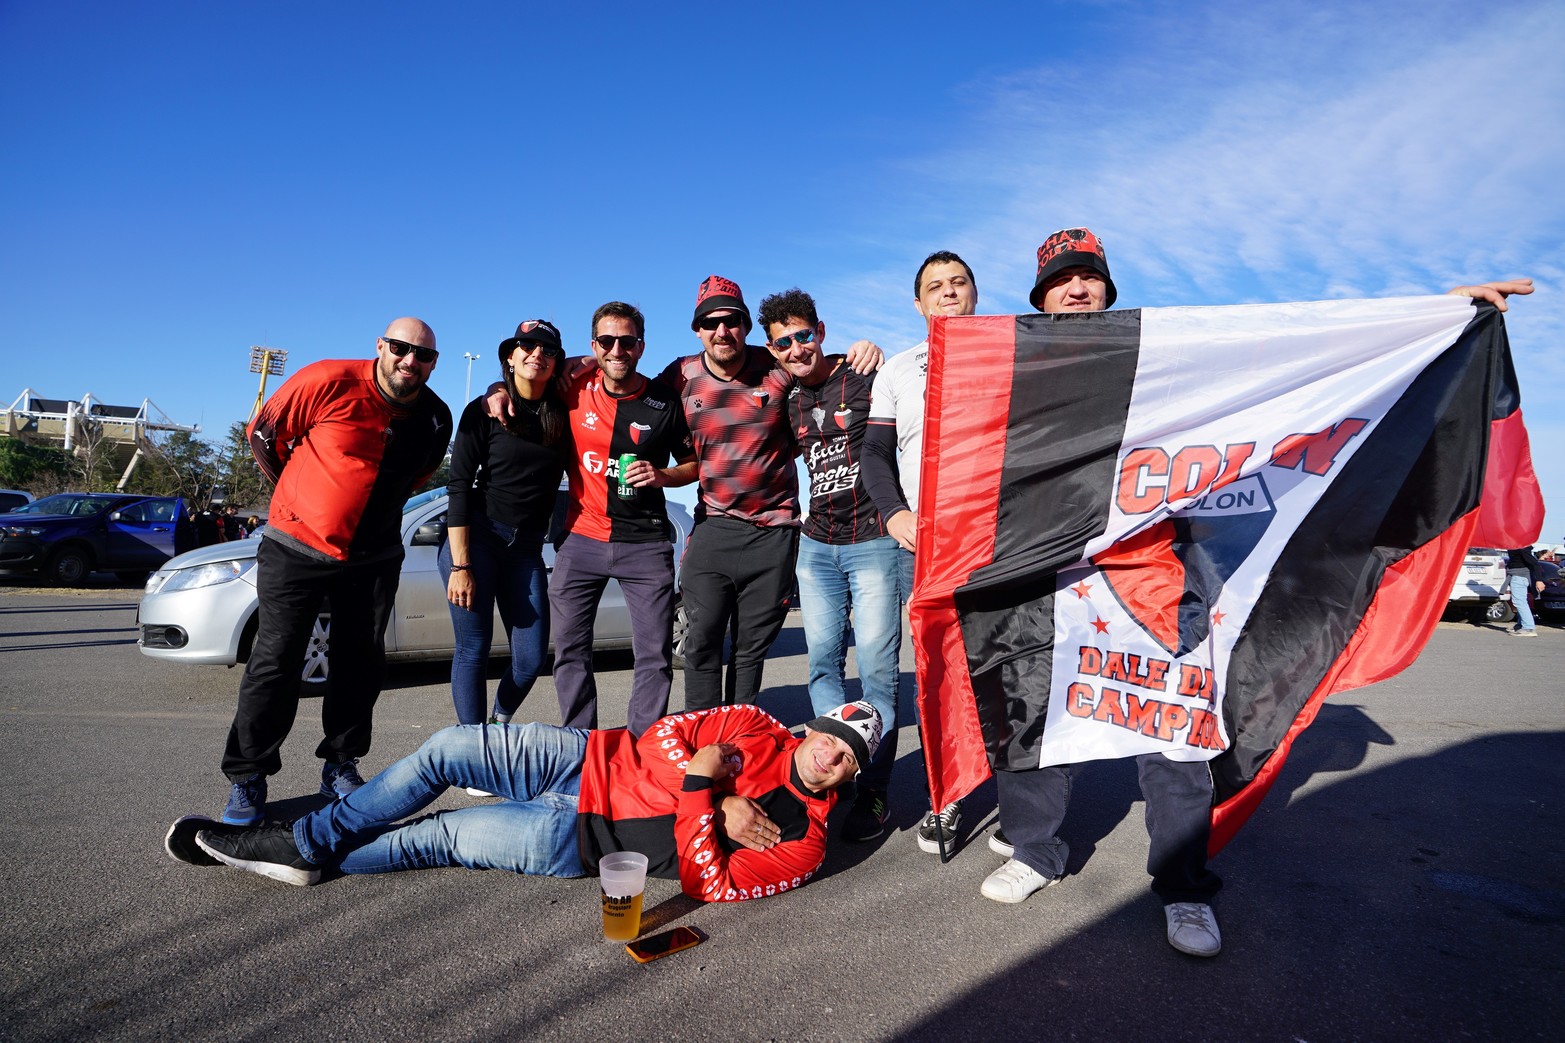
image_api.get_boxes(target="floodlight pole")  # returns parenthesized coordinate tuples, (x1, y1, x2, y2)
(463, 352, 482, 404)
(248, 346, 289, 421)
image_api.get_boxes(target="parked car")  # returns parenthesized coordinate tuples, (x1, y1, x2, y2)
(1535, 558, 1564, 620)
(1445, 547, 1513, 623)
(0, 489, 34, 514)
(0, 492, 186, 585)
(137, 489, 693, 689)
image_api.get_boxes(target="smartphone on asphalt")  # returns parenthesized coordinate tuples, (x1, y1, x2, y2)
(625, 926, 706, 963)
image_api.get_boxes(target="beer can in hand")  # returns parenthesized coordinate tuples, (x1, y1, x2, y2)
(616, 454, 638, 499)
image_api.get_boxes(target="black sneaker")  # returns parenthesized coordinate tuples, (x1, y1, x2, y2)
(320, 758, 366, 799)
(988, 829, 1015, 859)
(165, 816, 223, 867)
(196, 821, 321, 886)
(842, 787, 889, 843)
(917, 800, 963, 854)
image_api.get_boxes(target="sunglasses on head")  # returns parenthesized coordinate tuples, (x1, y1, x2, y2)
(696, 313, 745, 332)
(594, 334, 641, 352)
(770, 327, 817, 350)
(383, 337, 439, 364)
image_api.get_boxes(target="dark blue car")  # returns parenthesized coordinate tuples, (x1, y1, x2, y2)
(0, 492, 186, 585)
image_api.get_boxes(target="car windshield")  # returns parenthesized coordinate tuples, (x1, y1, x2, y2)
(13, 494, 114, 517)
(403, 489, 447, 515)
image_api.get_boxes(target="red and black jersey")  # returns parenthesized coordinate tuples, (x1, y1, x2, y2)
(248, 359, 452, 563)
(576, 704, 835, 902)
(561, 367, 694, 544)
(788, 357, 888, 545)
(658, 348, 799, 529)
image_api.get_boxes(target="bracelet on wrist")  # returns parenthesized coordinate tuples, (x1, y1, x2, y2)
(450, 564, 473, 572)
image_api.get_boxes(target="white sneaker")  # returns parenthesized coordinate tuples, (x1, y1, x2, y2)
(1164, 902, 1222, 957)
(464, 787, 494, 798)
(980, 859, 1059, 904)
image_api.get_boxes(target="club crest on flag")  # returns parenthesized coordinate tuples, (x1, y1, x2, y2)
(1094, 471, 1277, 657)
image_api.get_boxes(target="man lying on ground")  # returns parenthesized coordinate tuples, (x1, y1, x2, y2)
(166, 701, 882, 903)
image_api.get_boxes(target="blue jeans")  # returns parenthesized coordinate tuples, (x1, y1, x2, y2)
(797, 534, 902, 790)
(439, 518, 549, 724)
(1510, 572, 1537, 630)
(294, 722, 588, 877)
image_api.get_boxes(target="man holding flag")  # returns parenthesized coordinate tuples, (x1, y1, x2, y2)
(911, 226, 1537, 957)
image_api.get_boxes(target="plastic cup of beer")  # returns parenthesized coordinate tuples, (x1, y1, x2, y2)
(599, 852, 649, 941)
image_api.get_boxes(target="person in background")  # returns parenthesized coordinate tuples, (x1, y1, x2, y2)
(1505, 545, 1546, 637)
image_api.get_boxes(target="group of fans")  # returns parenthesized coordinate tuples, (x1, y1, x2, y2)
(165, 228, 1531, 960)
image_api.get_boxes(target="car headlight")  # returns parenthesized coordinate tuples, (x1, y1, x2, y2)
(147, 558, 257, 595)
(0, 525, 46, 537)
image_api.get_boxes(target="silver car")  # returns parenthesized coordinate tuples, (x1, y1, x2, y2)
(1447, 547, 1513, 623)
(137, 489, 692, 688)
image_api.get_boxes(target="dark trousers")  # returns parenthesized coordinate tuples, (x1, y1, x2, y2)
(222, 538, 401, 780)
(549, 533, 676, 737)
(996, 753, 1222, 903)
(680, 517, 799, 710)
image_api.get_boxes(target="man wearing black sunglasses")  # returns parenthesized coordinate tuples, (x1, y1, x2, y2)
(218, 316, 453, 830)
(660, 276, 882, 713)
(549, 301, 698, 737)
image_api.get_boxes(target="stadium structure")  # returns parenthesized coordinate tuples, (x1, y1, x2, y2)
(1, 389, 200, 490)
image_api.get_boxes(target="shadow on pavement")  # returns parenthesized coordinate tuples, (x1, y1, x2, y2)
(892, 727, 1565, 1041)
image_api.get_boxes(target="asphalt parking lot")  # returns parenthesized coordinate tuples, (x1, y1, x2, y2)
(1, 580, 1561, 1042)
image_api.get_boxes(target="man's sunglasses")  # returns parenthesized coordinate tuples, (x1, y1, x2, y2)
(696, 313, 745, 332)
(382, 337, 439, 364)
(594, 334, 642, 352)
(770, 327, 817, 350)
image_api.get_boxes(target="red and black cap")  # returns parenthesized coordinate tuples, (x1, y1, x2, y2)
(804, 700, 883, 770)
(691, 274, 752, 332)
(498, 319, 563, 363)
(1028, 227, 1118, 310)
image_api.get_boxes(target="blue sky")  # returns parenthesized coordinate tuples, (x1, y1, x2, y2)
(4, 0, 1561, 540)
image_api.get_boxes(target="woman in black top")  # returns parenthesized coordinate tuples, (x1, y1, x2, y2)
(440, 320, 568, 724)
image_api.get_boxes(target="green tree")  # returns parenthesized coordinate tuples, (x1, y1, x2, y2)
(215, 421, 271, 511)
(142, 430, 220, 507)
(0, 438, 72, 492)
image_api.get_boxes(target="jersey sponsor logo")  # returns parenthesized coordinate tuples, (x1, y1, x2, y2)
(582, 450, 606, 474)
(580, 411, 601, 430)
(642, 396, 667, 410)
(630, 421, 652, 445)
(810, 406, 825, 430)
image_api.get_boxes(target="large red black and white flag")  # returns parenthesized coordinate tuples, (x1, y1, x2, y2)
(910, 297, 1542, 851)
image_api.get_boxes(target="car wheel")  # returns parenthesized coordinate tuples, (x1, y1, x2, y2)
(1484, 600, 1516, 624)
(300, 609, 332, 693)
(45, 546, 93, 587)
(671, 599, 688, 670)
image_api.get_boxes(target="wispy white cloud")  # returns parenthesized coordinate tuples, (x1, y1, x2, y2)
(822, 0, 1565, 530)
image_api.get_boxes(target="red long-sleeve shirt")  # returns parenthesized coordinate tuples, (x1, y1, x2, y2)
(576, 704, 836, 902)
(248, 359, 452, 562)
